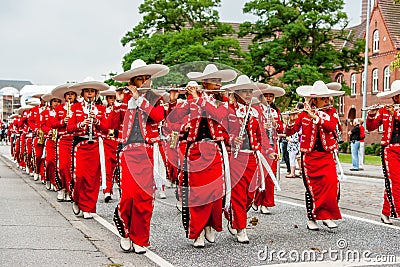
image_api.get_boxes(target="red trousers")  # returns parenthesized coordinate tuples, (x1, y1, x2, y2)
(253, 156, 277, 207)
(33, 138, 45, 177)
(382, 144, 400, 218)
(114, 144, 155, 247)
(57, 135, 73, 193)
(26, 137, 34, 173)
(72, 140, 101, 213)
(103, 138, 118, 194)
(45, 139, 57, 188)
(18, 133, 26, 168)
(302, 151, 341, 221)
(227, 151, 258, 229)
(185, 141, 224, 239)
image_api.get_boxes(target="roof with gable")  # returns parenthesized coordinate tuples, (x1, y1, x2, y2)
(379, 0, 400, 49)
(0, 80, 32, 91)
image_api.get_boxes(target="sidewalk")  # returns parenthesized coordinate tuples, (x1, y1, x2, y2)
(0, 155, 112, 266)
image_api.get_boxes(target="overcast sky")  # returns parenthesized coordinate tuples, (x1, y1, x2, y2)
(0, 0, 361, 86)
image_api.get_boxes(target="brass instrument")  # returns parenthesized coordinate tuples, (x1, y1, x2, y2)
(87, 98, 94, 144)
(66, 100, 71, 118)
(281, 105, 334, 115)
(169, 131, 179, 149)
(37, 129, 45, 144)
(361, 104, 400, 111)
(51, 129, 58, 141)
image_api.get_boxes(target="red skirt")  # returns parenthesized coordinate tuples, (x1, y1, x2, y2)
(114, 143, 155, 247)
(57, 135, 73, 192)
(45, 139, 57, 188)
(302, 150, 341, 221)
(103, 138, 118, 194)
(72, 140, 101, 213)
(33, 137, 45, 177)
(381, 144, 400, 218)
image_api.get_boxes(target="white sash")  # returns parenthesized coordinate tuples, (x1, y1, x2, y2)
(98, 137, 107, 190)
(256, 150, 281, 191)
(221, 142, 231, 210)
(153, 142, 167, 189)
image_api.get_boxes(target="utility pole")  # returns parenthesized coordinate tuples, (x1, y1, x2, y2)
(361, 0, 371, 122)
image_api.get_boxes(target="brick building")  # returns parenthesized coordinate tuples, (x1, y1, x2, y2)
(333, 0, 400, 144)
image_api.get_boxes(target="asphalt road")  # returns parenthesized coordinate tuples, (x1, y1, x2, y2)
(1, 144, 399, 267)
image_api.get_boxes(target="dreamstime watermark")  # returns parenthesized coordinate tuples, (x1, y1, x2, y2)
(257, 239, 397, 264)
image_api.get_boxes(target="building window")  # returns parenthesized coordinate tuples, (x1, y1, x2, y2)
(336, 73, 344, 84)
(372, 69, 378, 93)
(351, 73, 357, 95)
(373, 30, 379, 52)
(384, 66, 390, 91)
(361, 71, 365, 95)
(338, 96, 344, 115)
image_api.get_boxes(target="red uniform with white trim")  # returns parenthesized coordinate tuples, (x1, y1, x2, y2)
(28, 104, 46, 178)
(366, 107, 400, 218)
(67, 101, 108, 213)
(42, 108, 59, 188)
(286, 107, 341, 221)
(111, 93, 164, 247)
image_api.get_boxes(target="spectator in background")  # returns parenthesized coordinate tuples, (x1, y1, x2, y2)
(358, 118, 365, 170)
(349, 118, 361, 171)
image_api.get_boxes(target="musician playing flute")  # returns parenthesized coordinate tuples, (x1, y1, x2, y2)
(222, 75, 265, 243)
(168, 64, 236, 248)
(252, 83, 285, 215)
(286, 80, 343, 231)
(366, 80, 400, 225)
(110, 59, 169, 254)
(67, 77, 109, 219)
(50, 84, 79, 202)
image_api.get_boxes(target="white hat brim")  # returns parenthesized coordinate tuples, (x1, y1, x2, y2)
(69, 81, 109, 92)
(187, 69, 237, 82)
(222, 82, 258, 91)
(296, 85, 344, 97)
(113, 64, 169, 82)
(51, 84, 79, 100)
(254, 83, 285, 98)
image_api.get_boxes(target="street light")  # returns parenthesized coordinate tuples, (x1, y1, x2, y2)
(101, 74, 107, 81)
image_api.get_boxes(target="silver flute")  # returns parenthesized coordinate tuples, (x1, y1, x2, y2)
(87, 98, 94, 144)
(233, 99, 253, 159)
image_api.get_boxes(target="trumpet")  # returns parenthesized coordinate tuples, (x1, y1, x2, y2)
(281, 105, 334, 115)
(169, 131, 179, 149)
(37, 129, 45, 144)
(361, 104, 400, 111)
(51, 129, 58, 141)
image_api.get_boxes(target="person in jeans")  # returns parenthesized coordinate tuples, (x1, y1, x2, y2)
(358, 118, 365, 170)
(349, 119, 361, 171)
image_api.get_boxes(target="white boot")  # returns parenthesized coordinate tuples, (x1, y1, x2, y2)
(33, 173, 39, 181)
(251, 203, 258, 211)
(306, 220, 319, 231)
(193, 230, 205, 248)
(237, 228, 249, 244)
(132, 242, 146, 254)
(260, 205, 271, 214)
(176, 200, 182, 212)
(72, 202, 80, 215)
(204, 226, 215, 243)
(380, 214, 393, 225)
(322, 219, 338, 229)
(158, 190, 167, 199)
(120, 237, 132, 252)
(45, 181, 51, 190)
(83, 212, 93, 219)
(64, 193, 71, 202)
(57, 189, 65, 202)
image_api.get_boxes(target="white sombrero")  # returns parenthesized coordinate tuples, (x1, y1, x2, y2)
(26, 98, 41, 106)
(221, 75, 258, 91)
(113, 59, 169, 82)
(296, 80, 344, 97)
(51, 83, 79, 100)
(377, 80, 400, 99)
(187, 64, 237, 82)
(100, 86, 117, 96)
(42, 93, 64, 103)
(326, 82, 342, 91)
(69, 77, 109, 92)
(253, 82, 285, 98)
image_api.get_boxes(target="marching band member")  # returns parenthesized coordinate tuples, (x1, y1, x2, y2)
(366, 80, 400, 225)
(110, 59, 168, 254)
(67, 77, 109, 219)
(222, 75, 265, 243)
(168, 64, 236, 248)
(286, 81, 343, 230)
(41, 93, 63, 191)
(25, 99, 40, 176)
(28, 93, 48, 181)
(100, 86, 119, 203)
(252, 83, 285, 215)
(50, 84, 78, 201)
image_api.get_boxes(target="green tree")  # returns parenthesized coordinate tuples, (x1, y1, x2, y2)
(239, 0, 365, 108)
(120, 0, 250, 73)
